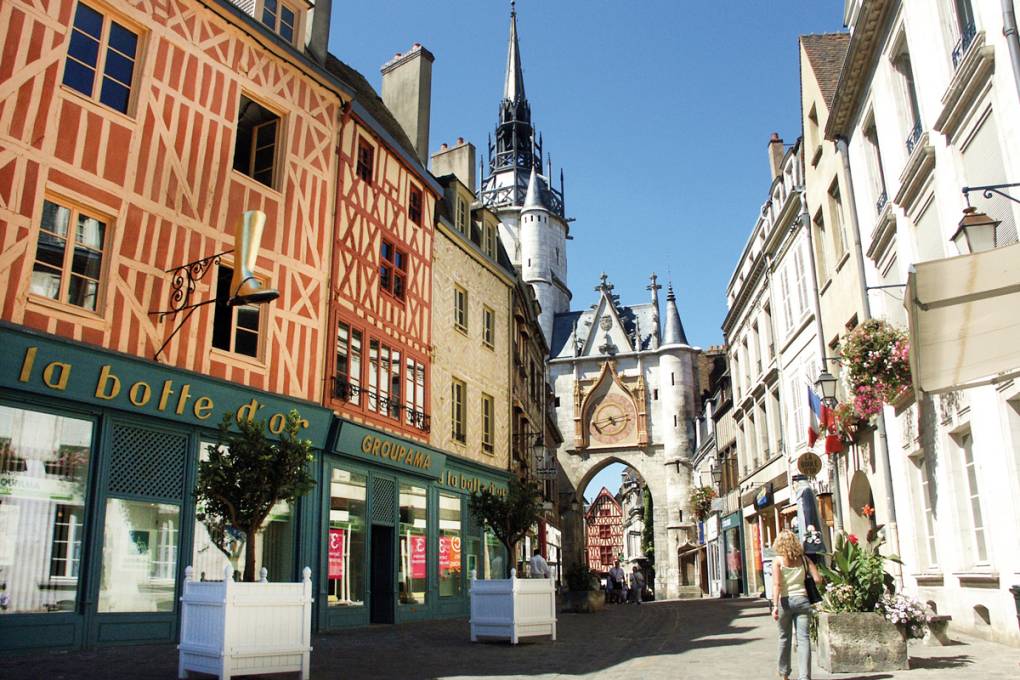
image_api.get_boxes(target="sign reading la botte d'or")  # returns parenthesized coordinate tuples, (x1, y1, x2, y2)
(0, 325, 333, 444)
(335, 421, 508, 496)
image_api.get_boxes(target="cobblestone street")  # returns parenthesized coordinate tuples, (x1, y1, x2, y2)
(8, 598, 1019, 680)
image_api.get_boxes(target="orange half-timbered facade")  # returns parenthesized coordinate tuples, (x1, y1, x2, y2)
(0, 0, 344, 401)
(324, 58, 438, 443)
(585, 487, 624, 573)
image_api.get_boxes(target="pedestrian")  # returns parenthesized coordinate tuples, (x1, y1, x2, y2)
(630, 566, 645, 604)
(771, 529, 823, 680)
(528, 548, 551, 578)
(608, 560, 626, 604)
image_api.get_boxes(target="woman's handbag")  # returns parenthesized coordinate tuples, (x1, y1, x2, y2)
(803, 557, 823, 604)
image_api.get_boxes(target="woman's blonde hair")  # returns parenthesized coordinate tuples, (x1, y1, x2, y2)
(772, 530, 804, 562)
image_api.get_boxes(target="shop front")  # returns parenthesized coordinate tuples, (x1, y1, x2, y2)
(721, 511, 745, 596)
(704, 514, 722, 597)
(0, 324, 334, 652)
(741, 473, 792, 595)
(320, 421, 509, 630)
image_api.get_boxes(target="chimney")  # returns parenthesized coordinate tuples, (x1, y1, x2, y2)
(381, 43, 434, 165)
(306, 0, 332, 65)
(767, 132, 785, 180)
(431, 138, 476, 191)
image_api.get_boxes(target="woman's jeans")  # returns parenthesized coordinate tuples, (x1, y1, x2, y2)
(777, 595, 813, 680)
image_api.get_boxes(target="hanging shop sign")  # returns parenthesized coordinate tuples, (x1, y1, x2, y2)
(797, 452, 823, 478)
(754, 483, 773, 509)
(0, 325, 333, 443)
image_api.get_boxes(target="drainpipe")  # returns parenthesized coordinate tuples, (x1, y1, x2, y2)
(835, 137, 901, 575)
(1002, 0, 1020, 102)
(796, 189, 844, 535)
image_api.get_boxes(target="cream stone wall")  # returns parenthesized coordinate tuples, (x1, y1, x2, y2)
(430, 221, 512, 472)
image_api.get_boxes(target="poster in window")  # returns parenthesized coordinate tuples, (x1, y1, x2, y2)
(439, 536, 462, 572)
(328, 528, 345, 579)
(410, 534, 426, 578)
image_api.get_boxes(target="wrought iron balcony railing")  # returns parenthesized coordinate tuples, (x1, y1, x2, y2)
(905, 122, 923, 155)
(333, 377, 431, 433)
(951, 22, 977, 69)
(875, 190, 888, 214)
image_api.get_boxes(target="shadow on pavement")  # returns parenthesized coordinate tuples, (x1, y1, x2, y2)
(908, 654, 974, 669)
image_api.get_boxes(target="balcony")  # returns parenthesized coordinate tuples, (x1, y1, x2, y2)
(333, 377, 431, 433)
(905, 122, 923, 155)
(875, 190, 888, 214)
(951, 22, 977, 69)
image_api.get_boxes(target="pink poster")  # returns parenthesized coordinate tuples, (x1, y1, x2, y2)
(328, 529, 345, 579)
(439, 536, 462, 572)
(410, 534, 426, 579)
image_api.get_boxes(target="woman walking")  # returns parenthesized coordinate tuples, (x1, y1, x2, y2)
(771, 530, 823, 680)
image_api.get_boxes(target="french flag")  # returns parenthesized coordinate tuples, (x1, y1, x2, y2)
(807, 387, 843, 455)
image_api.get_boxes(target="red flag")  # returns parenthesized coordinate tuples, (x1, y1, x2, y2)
(824, 433, 842, 455)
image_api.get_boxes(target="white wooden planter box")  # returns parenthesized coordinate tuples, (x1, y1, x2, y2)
(469, 568, 556, 644)
(178, 564, 313, 680)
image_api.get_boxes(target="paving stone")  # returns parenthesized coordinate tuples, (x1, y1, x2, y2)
(6, 599, 1019, 679)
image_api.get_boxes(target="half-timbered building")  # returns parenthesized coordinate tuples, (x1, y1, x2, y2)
(585, 487, 624, 573)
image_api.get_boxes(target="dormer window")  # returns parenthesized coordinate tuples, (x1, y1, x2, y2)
(261, 0, 298, 45)
(408, 185, 423, 225)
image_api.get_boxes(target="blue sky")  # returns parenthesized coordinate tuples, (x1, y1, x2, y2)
(330, 1, 846, 499)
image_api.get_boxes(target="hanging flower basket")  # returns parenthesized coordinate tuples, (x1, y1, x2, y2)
(839, 320, 911, 420)
(832, 402, 867, 443)
(689, 486, 716, 522)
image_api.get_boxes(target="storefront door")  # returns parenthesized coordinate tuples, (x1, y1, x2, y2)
(369, 525, 394, 624)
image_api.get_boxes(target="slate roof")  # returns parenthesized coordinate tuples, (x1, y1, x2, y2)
(801, 33, 850, 109)
(550, 302, 660, 360)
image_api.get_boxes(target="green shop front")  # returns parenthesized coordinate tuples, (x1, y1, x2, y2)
(0, 324, 334, 652)
(320, 421, 509, 630)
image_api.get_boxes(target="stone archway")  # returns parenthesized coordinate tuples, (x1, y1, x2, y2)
(559, 449, 692, 600)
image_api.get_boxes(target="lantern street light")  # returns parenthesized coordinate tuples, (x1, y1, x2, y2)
(951, 206, 999, 254)
(814, 369, 838, 406)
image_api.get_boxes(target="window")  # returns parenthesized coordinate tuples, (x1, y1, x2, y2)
(404, 356, 428, 430)
(452, 378, 466, 443)
(482, 306, 495, 348)
(63, 3, 138, 114)
(356, 137, 374, 182)
(212, 265, 261, 358)
(327, 468, 366, 607)
(892, 43, 923, 150)
(958, 433, 987, 563)
(233, 95, 280, 188)
(483, 223, 498, 259)
(30, 199, 106, 312)
(913, 450, 939, 568)
(951, 0, 976, 67)
(98, 498, 179, 612)
(260, 0, 298, 44)
(864, 120, 888, 211)
(380, 240, 407, 301)
(0, 406, 92, 613)
(453, 286, 467, 332)
(813, 209, 829, 281)
(398, 484, 428, 604)
(481, 393, 494, 454)
(438, 493, 462, 597)
(455, 197, 468, 233)
(335, 321, 363, 404)
(829, 180, 847, 261)
(367, 339, 402, 420)
(408, 186, 423, 225)
(599, 524, 611, 539)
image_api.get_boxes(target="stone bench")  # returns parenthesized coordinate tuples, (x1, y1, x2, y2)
(923, 614, 952, 646)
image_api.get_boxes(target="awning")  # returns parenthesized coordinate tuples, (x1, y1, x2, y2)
(905, 242, 1020, 394)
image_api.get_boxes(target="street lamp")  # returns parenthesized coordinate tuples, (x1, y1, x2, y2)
(711, 463, 722, 486)
(951, 206, 999, 254)
(814, 369, 838, 405)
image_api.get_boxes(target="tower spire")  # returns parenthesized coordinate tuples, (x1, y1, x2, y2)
(505, 1, 526, 103)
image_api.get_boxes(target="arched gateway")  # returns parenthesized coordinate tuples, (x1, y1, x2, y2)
(548, 274, 700, 599)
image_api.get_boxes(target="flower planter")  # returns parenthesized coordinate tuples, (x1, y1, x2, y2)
(178, 565, 313, 680)
(469, 569, 556, 644)
(563, 589, 605, 613)
(816, 611, 907, 673)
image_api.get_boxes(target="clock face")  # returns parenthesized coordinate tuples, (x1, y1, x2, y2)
(590, 394, 635, 445)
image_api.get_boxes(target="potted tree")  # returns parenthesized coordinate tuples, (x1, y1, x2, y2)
(815, 528, 909, 672)
(179, 411, 316, 680)
(467, 477, 555, 644)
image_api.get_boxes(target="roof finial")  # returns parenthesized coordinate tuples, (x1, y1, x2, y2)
(504, 1, 525, 102)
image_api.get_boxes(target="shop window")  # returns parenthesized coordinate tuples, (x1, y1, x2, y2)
(335, 321, 363, 405)
(451, 378, 466, 443)
(481, 393, 494, 454)
(398, 484, 428, 605)
(379, 240, 407, 301)
(482, 306, 495, 348)
(212, 265, 262, 358)
(438, 493, 462, 597)
(191, 440, 295, 583)
(260, 0, 298, 45)
(233, 94, 280, 188)
(356, 137, 374, 182)
(0, 405, 92, 613)
(30, 198, 106, 312)
(408, 185, 423, 225)
(62, 3, 139, 114)
(483, 529, 506, 579)
(327, 468, 366, 607)
(453, 285, 467, 332)
(97, 498, 179, 612)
